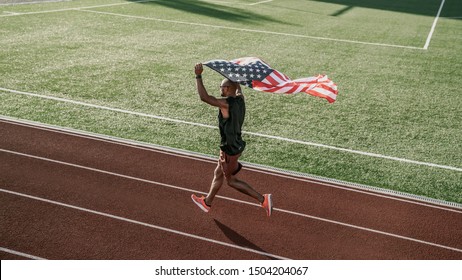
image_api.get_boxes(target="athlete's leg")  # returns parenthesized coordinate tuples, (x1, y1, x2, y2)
(226, 175, 264, 203)
(204, 161, 224, 206)
(221, 152, 264, 203)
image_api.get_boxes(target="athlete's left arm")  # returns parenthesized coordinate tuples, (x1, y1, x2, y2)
(195, 63, 229, 109)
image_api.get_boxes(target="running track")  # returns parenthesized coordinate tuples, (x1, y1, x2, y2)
(1, 118, 461, 260)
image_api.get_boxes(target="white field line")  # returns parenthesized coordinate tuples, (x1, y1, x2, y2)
(424, 0, 446, 50)
(2, 11, 21, 14)
(0, 87, 215, 129)
(1, 149, 461, 253)
(1, 87, 461, 172)
(200, 0, 269, 5)
(0, 0, 155, 16)
(0, 188, 289, 260)
(0, 0, 72, 6)
(248, 0, 273, 6)
(0, 0, 422, 50)
(78, 8, 423, 50)
(200, 0, 236, 4)
(0, 247, 46, 260)
(2, 115, 461, 212)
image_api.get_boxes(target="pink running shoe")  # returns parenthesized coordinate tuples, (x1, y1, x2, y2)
(261, 194, 273, 217)
(191, 194, 210, 213)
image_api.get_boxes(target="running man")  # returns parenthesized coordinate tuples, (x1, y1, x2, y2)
(191, 63, 273, 217)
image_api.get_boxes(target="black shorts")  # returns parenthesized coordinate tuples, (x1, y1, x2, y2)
(219, 150, 243, 178)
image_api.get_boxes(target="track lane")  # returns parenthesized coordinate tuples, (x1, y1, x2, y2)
(1, 119, 462, 259)
(1, 155, 461, 259)
(2, 119, 462, 244)
(2, 158, 460, 260)
(1, 191, 277, 260)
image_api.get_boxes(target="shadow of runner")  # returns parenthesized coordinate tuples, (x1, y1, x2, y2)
(310, 0, 459, 19)
(213, 219, 276, 260)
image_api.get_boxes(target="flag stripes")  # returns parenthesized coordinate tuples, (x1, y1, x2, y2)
(204, 57, 338, 103)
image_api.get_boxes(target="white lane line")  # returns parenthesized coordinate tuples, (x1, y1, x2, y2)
(1, 148, 461, 253)
(0, 188, 289, 260)
(1, 87, 461, 172)
(0, 247, 46, 260)
(277, 207, 462, 254)
(424, 0, 446, 50)
(2, 116, 461, 211)
(247, 166, 462, 213)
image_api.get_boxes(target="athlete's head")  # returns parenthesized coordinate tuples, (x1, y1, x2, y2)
(220, 78, 237, 97)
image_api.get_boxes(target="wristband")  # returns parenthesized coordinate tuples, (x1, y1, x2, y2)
(195, 74, 202, 79)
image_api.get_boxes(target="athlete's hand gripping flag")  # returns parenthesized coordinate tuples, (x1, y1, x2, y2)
(204, 57, 338, 103)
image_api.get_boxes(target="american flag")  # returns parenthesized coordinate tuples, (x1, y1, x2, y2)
(204, 57, 338, 103)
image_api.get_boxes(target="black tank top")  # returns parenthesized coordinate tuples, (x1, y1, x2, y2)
(218, 95, 246, 155)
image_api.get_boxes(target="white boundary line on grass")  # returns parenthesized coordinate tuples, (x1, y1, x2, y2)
(2, 115, 461, 211)
(0, 0, 72, 6)
(0, 247, 46, 260)
(0, 0, 424, 50)
(248, 0, 273, 6)
(0, 0, 153, 16)
(202, 0, 272, 5)
(1, 151, 461, 254)
(424, 0, 446, 50)
(2, 11, 21, 14)
(1, 86, 462, 172)
(77, 8, 424, 50)
(0, 188, 289, 260)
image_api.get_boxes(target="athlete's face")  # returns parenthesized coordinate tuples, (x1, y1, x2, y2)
(220, 80, 234, 97)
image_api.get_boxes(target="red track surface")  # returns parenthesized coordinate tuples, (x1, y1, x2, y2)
(1, 118, 461, 260)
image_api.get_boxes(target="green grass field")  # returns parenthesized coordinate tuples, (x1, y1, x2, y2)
(1, 0, 461, 204)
